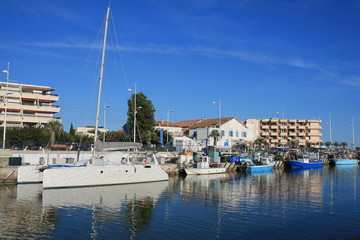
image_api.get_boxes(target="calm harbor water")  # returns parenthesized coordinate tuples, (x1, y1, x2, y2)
(0, 165, 359, 240)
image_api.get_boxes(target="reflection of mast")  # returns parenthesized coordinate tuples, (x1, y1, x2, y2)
(215, 180, 223, 239)
(126, 196, 155, 240)
(90, 205, 98, 240)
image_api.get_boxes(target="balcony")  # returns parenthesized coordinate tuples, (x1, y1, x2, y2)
(1, 102, 60, 113)
(0, 114, 61, 124)
(308, 132, 322, 136)
(308, 125, 322, 130)
(0, 90, 59, 102)
(308, 119, 321, 123)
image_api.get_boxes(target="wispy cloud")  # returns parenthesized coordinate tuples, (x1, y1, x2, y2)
(7, 0, 93, 29)
(341, 77, 360, 87)
(3, 39, 359, 89)
(2, 40, 324, 71)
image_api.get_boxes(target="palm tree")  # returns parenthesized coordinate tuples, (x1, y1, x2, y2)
(142, 130, 157, 147)
(333, 141, 340, 150)
(324, 141, 332, 149)
(253, 137, 268, 150)
(289, 140, 299, 149)
(209, 130, 220, 146)
(340, 142, 348, 149)
(46, 120, 63, 145)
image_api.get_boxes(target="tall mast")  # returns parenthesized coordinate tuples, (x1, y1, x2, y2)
(94, 6, 111, 151)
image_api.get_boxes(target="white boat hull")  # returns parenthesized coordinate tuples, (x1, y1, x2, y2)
(184, 167, 226, 175)
(43, 164, 169, 189)
(17, 165, 44, 183)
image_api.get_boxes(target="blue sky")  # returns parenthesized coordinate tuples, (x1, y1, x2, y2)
(0, 0, 359, 146)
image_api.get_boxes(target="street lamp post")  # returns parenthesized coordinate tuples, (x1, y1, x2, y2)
(128, 84, 137, 142)
(326, 114, 332, 143)
(351, 117, 355, 150)
(103, 104, 110, 142)
(2, 63, 10, 150)
(167, 109, 175, 143)
(212, 99, 222, 138)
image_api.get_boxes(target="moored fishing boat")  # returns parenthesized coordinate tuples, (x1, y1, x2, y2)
(329, 158, 359, 165)
(247, 162, 275, 173)
(286, 154, 323, 168)
(239, 155, 275, 173)
(184, 155, 226, 175)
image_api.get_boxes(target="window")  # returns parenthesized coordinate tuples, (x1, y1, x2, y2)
(229, 131, 233, 137)
(221, 130, 225, 137)
(236, 131, 239, 137)
(242, 131, 247, 138)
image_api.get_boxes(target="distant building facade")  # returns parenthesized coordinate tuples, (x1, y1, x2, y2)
(246, 118, 322, 146)
(75, 126, 107, 138)
(0, 82, 60, 128)
(188, 117, 254, 149)
(154, 120, 183, 137)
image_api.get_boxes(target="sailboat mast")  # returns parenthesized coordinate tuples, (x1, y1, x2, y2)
(94, 6, 111, 147)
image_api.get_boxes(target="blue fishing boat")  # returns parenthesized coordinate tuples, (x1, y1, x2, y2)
(329, 158, 359, 165)
(247, 162, 275, 173)
(244, 155, 275, 173)
(286, 154, 323, 168)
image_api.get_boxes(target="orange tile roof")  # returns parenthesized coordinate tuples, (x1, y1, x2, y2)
(189, 117, 236, 129)
(155, 120, 180, 127)
(174, 119, 202, 127)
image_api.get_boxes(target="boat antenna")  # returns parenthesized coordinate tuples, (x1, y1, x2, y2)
(94, 6, 111, 157)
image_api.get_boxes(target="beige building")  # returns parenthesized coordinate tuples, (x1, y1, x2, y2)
(75, 126, 107, 137)
(246, 118, 322, 146)
(0, 82, 60, 128)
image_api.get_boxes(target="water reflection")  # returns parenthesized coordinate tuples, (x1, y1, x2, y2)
(0, 182, 168, 240)
(43, 182, 168, 240)
(0, 184, 53, 239)
(1, 166, 359, 239)
(179, 169, 325, 213)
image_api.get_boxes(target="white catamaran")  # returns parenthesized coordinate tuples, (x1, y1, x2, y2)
(42, 7, 169, 189)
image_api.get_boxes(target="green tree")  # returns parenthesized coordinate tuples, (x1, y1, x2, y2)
(69, 123, 75, 136)
(105, 131, 131, 142)
(333, 141, 340, 149)
(253, 137, 269, 150)
(209, 130, 220, 146)
(324, 141, 332, 149)
(289, 140, 299, 149)
(340, 142, 348, 149)
(142, 130, 157, 147)
(46, 120, 64, 145)
(126, 92, 156, 142)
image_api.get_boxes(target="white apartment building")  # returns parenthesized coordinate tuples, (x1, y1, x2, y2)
(0, 82, 60, 128)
